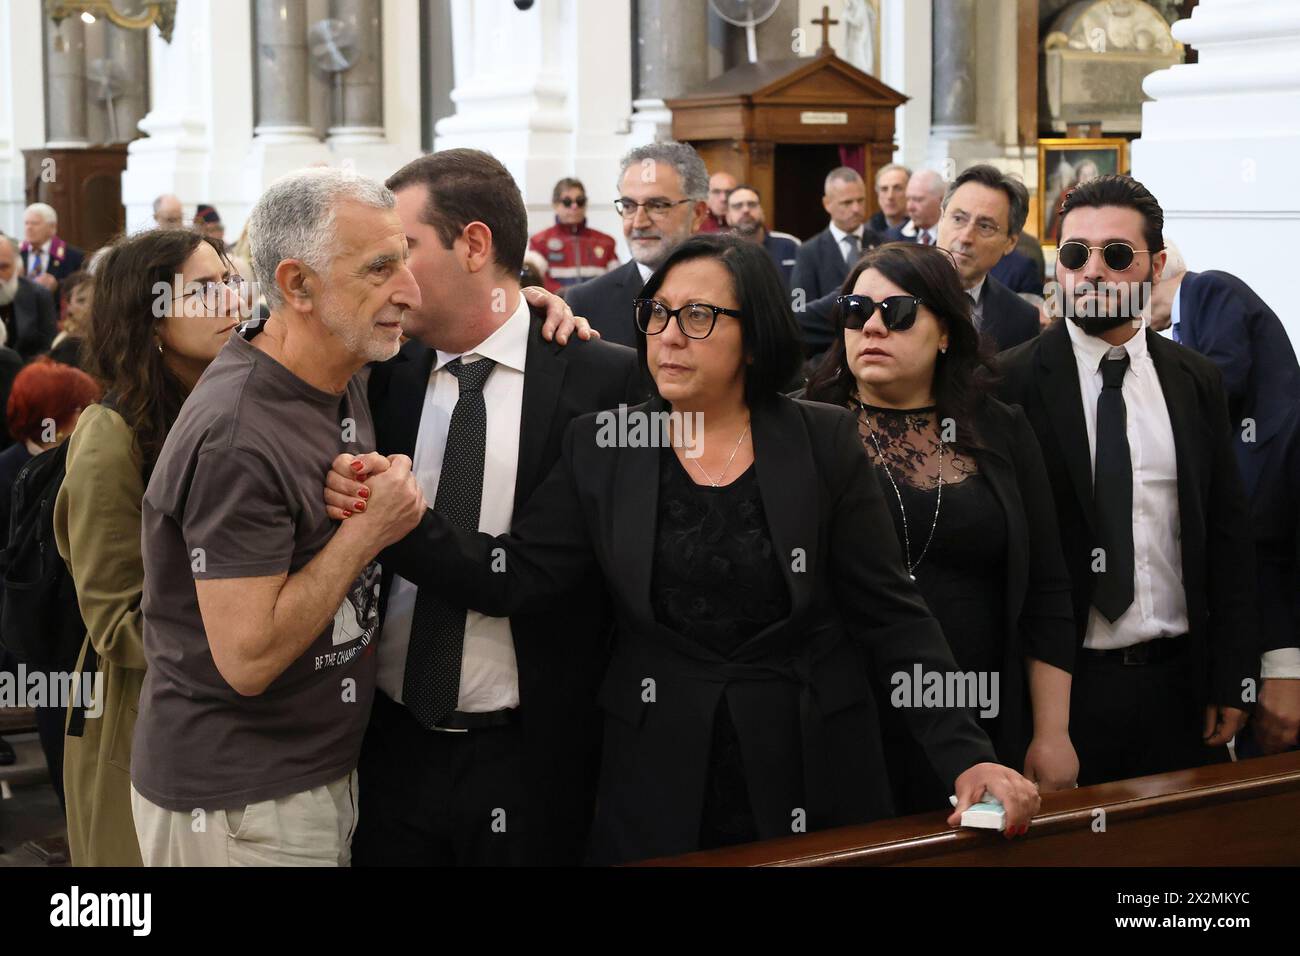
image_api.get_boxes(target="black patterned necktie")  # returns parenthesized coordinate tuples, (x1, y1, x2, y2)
(1092, 351, 1135, 622)
(403, 357, 497, 728)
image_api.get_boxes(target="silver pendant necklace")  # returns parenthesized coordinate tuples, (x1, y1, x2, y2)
(689, 423, 751, 487)
(853, 397, 943, 581)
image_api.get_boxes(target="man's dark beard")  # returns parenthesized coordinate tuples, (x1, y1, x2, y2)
(1066, 266, 1153, 336)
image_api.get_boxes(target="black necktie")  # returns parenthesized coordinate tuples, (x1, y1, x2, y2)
(403, 357, 497, 728)
(1092, 352, 1135, 621)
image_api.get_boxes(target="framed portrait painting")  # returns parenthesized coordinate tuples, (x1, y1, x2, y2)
(1037, 138, 1130, 246)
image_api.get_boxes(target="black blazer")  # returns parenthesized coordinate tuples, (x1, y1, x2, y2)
(1177, 270, 1300, 657)
(994, 322, 1259, 707)
(369, 316, 642, 864)
(4, 277, 57, 359)
(790, 227, 853, 302)
(977, 274, 1041, 353)
(385, 394, 998, 864)
(940, 397, 1075, 768)
(563, 259, 645, 348)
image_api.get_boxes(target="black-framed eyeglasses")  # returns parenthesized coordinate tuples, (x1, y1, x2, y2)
(615, 197, 692, 220)
(633, 299, 742, 339)
(836, 294, 924, 332)
(1057, 241, 1150, 272)
(558, 196, 587, 208)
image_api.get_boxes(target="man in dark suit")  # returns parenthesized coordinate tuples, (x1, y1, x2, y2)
(0, 233, 57, 358)
(791, 166, 882, 303)
(996, 176, 1258, 786)
(935, 164, 1041, 353)
(565, 142, 708, 347)
(20, 203, 84, 295)
(990, 249, 1043, 295)
(1150, 262, 1300, 753)
(346, 149, 641, 867)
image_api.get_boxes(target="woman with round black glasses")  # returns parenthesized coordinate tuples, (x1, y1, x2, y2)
(805, 242, 1080, 814)
(326, 233, 1041, 863)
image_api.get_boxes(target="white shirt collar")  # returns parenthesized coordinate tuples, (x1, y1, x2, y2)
(636, 261, 654, 285)
(434, 293, 530, 374)
(966, 275, 987, 304)
(1066, 314, 1150, 373)
(1170, 283, 1183, 339)
(828, 222, 863, 245)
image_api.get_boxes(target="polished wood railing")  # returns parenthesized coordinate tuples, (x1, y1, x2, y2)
(641, 751, 1300, 866)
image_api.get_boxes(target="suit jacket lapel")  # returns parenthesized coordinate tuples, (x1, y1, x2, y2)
(1148, 330, 1197, 548)
(610, 398, 663, 619)
(386, 342, 435, 459)
(1038, 321, 1097, 533)
(751, 398, 816, 620)
(515, 318, 566, 510)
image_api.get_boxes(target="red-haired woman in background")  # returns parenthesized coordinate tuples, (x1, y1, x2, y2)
(0, 357, 100, 817)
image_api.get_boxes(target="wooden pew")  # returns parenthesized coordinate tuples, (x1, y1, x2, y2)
(640, 751, 1300, 866)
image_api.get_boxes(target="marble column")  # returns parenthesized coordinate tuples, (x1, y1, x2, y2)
(253, 0, 316, 142)
(630, 0, 711, 144)
(0, 0, 47, 233)
(83, 19, 150, 144)
(44, 15, 89, 147)
(931, 0, 977, 133)
(1134, 0, 1300, 347)
(328, 0, 385, 144)
(721, 0, 799, 69)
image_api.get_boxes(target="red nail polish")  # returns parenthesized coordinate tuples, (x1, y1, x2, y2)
(357, 487, 370, 500)
(350, 460, 364, 472)
(342, 511, 352, 518)
(354, 501, 366, 512)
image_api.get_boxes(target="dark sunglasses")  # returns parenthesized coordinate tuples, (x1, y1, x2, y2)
(836, 294, 924, 332)
(1057, 240, 1150, 272)
(558, 196, 588, 208)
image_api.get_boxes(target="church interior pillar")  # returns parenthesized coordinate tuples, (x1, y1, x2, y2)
(327, 0, 386, 145)
(630, 0, 711, 145)
(1134, 0, 1300, 346)
(253, 0, 316, 142)
(44, 15, 89, 147)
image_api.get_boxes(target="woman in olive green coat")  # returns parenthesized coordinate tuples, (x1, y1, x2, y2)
(56, 229, 244, 865)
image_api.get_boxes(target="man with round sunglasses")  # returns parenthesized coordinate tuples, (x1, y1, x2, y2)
(996, 175, 1258, 787)
(527, 177, 620, 295)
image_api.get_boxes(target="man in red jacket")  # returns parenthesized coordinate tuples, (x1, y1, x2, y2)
(528, 178, 619, 294)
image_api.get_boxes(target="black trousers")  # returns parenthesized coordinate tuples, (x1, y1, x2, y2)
(351, 692, 529, 866)
(1070, 640, 1229, 787)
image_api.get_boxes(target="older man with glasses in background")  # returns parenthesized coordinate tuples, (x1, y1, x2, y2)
(564, 142, 708, 347)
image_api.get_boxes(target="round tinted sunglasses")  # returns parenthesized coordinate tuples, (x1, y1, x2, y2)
(558, 196, 587, 208)
(1057, 241, 1150, 272)
(836, 294, 924, 332)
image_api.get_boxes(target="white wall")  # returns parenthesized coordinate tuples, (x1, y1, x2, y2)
(1133, 0, 1300, 346)
(0, 1, 47, 237)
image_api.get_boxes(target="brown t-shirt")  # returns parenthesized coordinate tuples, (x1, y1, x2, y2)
(132, 321, 380, 811)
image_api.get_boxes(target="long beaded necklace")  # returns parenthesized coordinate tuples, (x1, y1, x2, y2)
(851, 396, 943, 581)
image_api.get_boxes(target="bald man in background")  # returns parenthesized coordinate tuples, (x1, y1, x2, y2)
(885, 169, 946, 246)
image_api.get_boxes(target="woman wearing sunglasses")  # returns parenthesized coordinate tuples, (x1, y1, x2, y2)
(804, 242, 1079, 814)
(327, 233, 1040, 863)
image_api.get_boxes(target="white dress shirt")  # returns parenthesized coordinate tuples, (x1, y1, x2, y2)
(829, 222, 866, 263)
(636, 261, 653, 285)
(377, 297, 529, 712)
(901, 220, 936, 245)
(1066, 318, 1190, 649)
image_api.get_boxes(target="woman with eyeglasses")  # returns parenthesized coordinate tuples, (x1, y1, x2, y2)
(326, 233, 1041, 863)
(53, 228, 244, 866)
(804, 242, 1079, 814)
